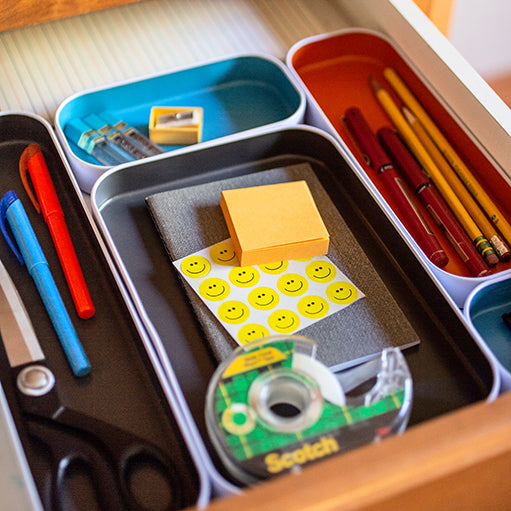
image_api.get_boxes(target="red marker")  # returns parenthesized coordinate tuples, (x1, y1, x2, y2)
(19, 144, 95, 319)
(343, 107, 448, 268)
(377, 126, 490, 277)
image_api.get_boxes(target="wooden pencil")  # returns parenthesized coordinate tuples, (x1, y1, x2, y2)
(403, 106, 510, 261)
(370, 76, 498, 266)
(383, 66, 511, 249)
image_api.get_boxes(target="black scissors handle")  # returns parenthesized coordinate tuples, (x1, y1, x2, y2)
(26, 412, 183, 511)
(16, 364, 183, 511)
(28, 418, 125, 510)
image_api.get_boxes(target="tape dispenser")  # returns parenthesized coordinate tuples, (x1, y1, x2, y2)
(205, 335, 412, 484)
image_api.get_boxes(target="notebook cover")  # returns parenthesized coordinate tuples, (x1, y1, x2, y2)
(146, 163, 419, 371)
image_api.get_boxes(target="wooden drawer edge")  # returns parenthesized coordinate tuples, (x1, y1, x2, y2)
(0, 0, 141, 32)
(200, 391, 511, 510)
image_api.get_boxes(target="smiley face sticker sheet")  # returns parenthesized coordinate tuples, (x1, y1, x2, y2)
(174, 239, 365, 346)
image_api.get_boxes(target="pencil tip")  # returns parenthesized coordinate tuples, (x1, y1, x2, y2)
(369, 76, 381, 92)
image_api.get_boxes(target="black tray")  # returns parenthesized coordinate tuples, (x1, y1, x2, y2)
(91, 125, 498, 488)
(0, 113, 202, 510)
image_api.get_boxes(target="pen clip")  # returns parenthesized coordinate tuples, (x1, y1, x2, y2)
(19, 144, 42, 215)
(0, 191, 24, 265)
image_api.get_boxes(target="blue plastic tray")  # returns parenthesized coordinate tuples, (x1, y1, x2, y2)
(465, 274, 511, 389)
(55, 54, 305, 192)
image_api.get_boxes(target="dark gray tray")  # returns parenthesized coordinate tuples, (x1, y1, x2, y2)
(92, 126, 498, 487)
(0, 113, 203, 510)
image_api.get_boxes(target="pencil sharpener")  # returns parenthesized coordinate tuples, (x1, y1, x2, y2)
(149, 106, 203, 145)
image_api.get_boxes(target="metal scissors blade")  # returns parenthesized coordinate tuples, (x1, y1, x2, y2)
(0, 257, 44, 368)
(0, 258, 183, 510)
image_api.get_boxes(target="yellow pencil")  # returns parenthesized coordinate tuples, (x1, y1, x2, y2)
(383, 66, 511, 247)
(403, 106, 511, 262)
(370, 77, 498, 266)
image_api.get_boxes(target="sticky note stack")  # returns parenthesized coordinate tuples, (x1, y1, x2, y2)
(220, 180, 329, 266)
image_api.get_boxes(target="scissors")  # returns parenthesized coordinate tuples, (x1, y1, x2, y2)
(0, 257, 183, 511)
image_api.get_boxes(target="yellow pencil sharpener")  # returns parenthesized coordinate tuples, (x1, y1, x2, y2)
(148, 106, 203, 145)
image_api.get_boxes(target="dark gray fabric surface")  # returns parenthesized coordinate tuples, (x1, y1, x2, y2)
(146, 163, 418, 371)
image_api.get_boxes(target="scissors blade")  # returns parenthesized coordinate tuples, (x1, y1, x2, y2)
(0, 258, 44, 367)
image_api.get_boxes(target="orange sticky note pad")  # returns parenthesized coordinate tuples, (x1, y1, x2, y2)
(220, 181, 329, 266)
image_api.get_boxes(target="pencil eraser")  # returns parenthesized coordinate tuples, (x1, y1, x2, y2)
(484, 252, 499, 267)
(220, 181, 329, 266)
(148, 106, 202, 145)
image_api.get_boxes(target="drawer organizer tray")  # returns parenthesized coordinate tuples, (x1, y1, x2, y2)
(287, 29, 511, 308)
(55, 54, 305, 193)
(465, 273, 511, 390)
(91, 126, 499, 495)
(0, 112, 207, 510)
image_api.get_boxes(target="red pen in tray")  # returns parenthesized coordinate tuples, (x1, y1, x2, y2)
(19, 143, 95, 319)
(377, 126, 490, 278)
(343, 107, 448, 269)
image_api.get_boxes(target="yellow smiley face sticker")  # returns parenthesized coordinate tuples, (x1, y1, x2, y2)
(228, 266, 260, 288)
(268, 309, 300, 333)
(247, 287, 280, 310)
(210, 242, 238, 266)
(258, 261, 289, 274)
(297, 295, 329, 319)
(218, 300, 250, 324)
(181, 255, 211, 278)
(237, 323, 270, 345)
(326, 281, 358, 305)
(305, 260, 337, 283)
(198, 277, 230, 301)
(277, 273, 308, 297)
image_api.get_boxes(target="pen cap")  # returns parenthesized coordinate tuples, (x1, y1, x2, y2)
(64, 119, 100, 153)
(0, 190, 18, 213)
(378, 127, 428, 190)
(343, 107, 390, 171)
(0, 191, 24, 264)
(20, 146, 63, 221)
(1, 192, 48, 272)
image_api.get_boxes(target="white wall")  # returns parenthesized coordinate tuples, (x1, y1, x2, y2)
(448, 0, 511, 78)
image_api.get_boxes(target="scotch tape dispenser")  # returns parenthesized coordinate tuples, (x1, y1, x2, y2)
(205, 335, 413, 485)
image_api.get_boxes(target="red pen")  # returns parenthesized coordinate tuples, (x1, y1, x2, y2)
(377, 126, 490, 277)
(19, 144, 95, 319)
(343, 107, 448, 268)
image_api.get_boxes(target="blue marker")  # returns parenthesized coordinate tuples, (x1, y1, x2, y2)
(0, 191, 91, 377)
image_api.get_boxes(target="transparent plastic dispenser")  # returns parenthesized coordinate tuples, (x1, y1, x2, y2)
(206, 335, 413, 485)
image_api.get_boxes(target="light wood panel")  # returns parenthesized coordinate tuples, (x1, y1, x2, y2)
(1, 0, 457, 35)
(0, 0, 141, 32)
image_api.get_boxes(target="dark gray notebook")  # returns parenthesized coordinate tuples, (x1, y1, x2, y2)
(146, 163, 419, 371)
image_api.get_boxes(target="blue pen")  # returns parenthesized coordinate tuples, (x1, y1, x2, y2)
(0, 191, 91, 377)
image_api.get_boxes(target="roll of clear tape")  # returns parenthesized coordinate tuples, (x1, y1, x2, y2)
(205, 335, 413, 485)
